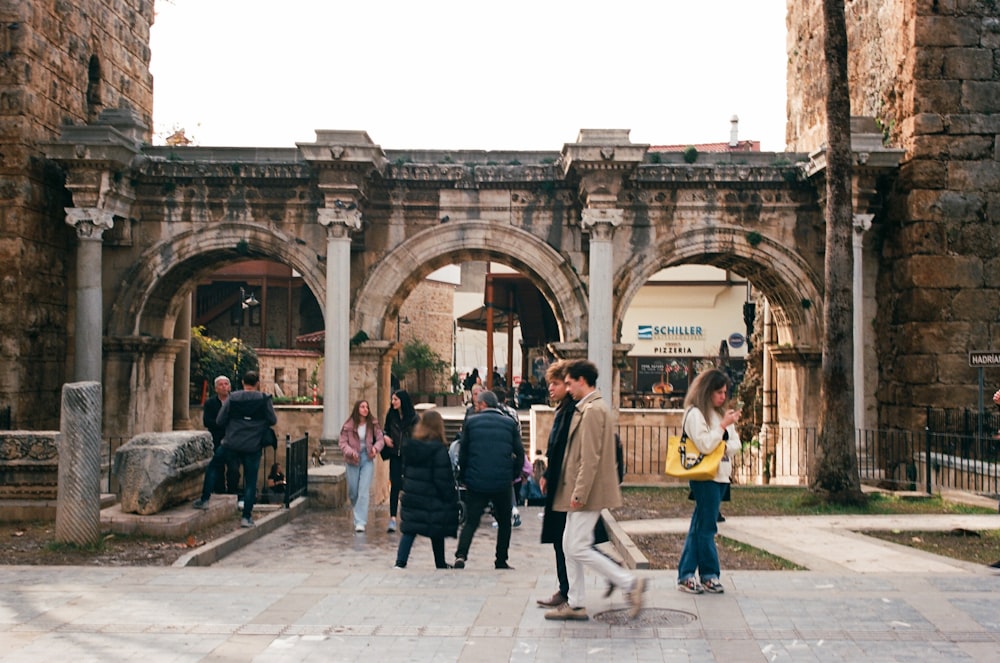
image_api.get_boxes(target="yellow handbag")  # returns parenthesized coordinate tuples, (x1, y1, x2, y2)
(665, 409, 725, 481)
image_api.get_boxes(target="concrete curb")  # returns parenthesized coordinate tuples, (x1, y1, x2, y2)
(601, 508, 649, 569)
(173, 496, 308, 567)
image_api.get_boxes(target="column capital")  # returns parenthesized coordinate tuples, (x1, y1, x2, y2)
(580, 208, 623, 240)
(318, 205, 362, 236)
(65, 207, 115, 239)
(853, 213, 874, 234)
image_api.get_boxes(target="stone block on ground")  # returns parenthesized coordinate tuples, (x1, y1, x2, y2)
(114, 431, 213, 515)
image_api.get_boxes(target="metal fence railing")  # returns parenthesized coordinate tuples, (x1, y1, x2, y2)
(283, 432, 309, 507)
(617, 416, 1000, 499)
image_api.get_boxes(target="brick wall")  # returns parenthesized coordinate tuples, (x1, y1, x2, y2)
(0, 0, 154, 428)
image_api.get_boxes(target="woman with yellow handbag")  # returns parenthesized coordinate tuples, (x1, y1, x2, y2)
(676, 369, 741, 595)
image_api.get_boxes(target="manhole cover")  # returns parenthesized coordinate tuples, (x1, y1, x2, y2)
(594, 608, 697, 627)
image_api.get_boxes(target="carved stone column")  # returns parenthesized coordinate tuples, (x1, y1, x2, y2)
(852, 214, 873, 434)
(173, 292, 192, 429)
(581, 208, 622, 398)
(318, 205, 362, 446)
(65, 207, 114, 382)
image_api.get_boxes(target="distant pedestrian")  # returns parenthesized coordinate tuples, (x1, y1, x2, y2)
(382, 389, 418, 533)
(338, 399, 385, 533)
(202, 375, 240, 495)
(675, 368, 741, 595)
(393, 410, 459, 569)
(193, 371, 277, 528)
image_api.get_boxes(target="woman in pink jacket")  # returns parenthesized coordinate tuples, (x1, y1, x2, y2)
(338, 399, 384, 532)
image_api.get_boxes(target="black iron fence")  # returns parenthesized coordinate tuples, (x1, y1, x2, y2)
(283, 432, 309, 507)
(617, 408, 1000, 499)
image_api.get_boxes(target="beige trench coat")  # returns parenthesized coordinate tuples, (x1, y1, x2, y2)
(552, 390, 622, 512)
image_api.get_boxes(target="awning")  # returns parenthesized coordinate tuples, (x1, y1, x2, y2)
(456, 305, 517, 332)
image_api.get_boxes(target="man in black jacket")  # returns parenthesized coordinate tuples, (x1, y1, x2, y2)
(202, 375, 240, 495)
(193, 371, 277, 528)
(454, 390, 524, 569)
(536, 360, 575, 608)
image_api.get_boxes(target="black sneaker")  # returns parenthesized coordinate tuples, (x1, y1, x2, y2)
(702, 578, 725, 594)
(192, 498, 209, 510)
(454, 557, 466, 569)
(494, 561, 515, 570)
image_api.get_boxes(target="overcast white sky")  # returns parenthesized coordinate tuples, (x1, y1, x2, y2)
(150, 1, 788, 152)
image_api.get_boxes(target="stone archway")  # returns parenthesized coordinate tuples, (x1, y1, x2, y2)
(614, 226, 823, 349)
(353, 221, 588, 343)
(107, 224, 325, 339)
(104, 224, 323, 435)
(613, 225, 824, 436)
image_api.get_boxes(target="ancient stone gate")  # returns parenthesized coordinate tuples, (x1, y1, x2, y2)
(43, 121, 901, 449)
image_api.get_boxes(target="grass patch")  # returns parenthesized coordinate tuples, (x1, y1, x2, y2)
(863, 529, 1000, 567)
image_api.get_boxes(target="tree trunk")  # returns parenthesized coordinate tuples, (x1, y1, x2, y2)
(809, 0, 864, 504)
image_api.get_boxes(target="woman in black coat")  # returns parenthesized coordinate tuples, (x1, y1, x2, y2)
(382, 389, 418, 533)
(393, 410, 459, 569)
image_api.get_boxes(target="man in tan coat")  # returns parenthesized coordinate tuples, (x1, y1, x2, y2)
(546, 359, 645, 621)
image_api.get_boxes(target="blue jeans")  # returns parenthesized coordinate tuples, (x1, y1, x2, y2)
(200, 445, 262, 520)
(677, 480, 725, 583)
(345, 453, 374, 528)
(395, 532, 447, 568)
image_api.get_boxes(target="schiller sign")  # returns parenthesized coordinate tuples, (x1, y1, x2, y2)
(969, 351, 1000, 367)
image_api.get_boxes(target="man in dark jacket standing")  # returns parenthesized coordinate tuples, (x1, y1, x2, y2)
(193, 371, 277, 528)
(454, 389, 523, 569)
(202, 375, 240, 495)
(536, 360, 575, 608)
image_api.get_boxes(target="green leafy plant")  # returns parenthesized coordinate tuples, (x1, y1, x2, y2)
(190, 326, 258, 397)
(746, 231, 764, 247)
(682, 146, 698, 164)
(395, 339, 448, 395)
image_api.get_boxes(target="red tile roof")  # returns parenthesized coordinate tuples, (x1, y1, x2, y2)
(650, 140, 761, 153)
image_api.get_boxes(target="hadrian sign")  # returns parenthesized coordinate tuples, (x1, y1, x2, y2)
(969, 351, 1000, 368)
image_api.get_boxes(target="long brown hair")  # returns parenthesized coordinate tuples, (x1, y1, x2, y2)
(412, 409, 446, 445)
(349, 399, 376, 427)
(683, 369, 732, 418)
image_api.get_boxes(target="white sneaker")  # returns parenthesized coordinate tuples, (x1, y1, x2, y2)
(237, 499, 244, 511)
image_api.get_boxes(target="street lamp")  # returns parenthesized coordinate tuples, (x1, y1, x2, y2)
(234, 286, 259, 379)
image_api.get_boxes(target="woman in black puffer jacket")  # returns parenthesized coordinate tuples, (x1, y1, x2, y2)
(393, 410, 459, 569)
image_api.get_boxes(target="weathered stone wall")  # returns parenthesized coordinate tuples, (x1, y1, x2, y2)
(398, 279, 457, 394)
(0, 0, 154, 429)
(786, 0, 1000, 428)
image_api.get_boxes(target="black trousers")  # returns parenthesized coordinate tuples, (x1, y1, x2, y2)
(455, 487, 512, 565)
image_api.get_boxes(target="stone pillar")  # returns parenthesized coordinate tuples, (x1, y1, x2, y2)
(581, 208, 622, 398)
(318, 205, 362, 445)
(173, 292, 192, 429)
(65, 208, 114, 382)
(55, 381, 102, 546)
(852, 214, 873, 434)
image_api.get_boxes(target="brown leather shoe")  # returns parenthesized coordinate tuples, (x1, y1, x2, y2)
(544, 604, 588, 621)
(536, 591, 567, 608)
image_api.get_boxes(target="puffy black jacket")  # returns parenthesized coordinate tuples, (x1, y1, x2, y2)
(458, 408, 524, 493)
(217, 390, 277, 453)
(400, 437, 458, 538)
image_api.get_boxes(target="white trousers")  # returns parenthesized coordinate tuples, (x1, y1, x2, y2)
(563, 510, 635, 609)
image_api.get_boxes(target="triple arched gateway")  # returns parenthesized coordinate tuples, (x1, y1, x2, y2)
(45, 121, 901, 445)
